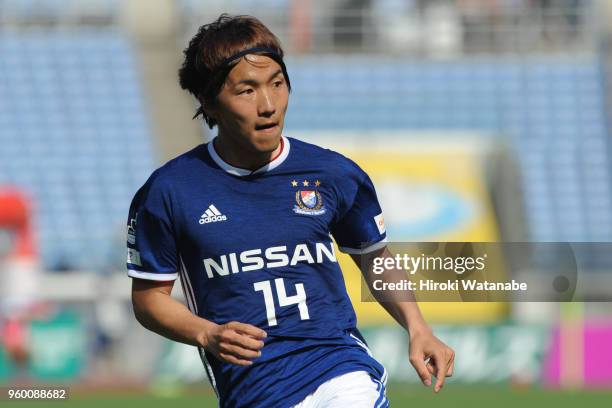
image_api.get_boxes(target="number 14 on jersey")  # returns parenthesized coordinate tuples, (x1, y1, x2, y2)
(253, 278, 310, 326)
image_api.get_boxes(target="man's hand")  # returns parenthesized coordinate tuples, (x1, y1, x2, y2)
(131, 279, 266, 366)
(204, 321, 267, 366)
(408, 329, 455, 393)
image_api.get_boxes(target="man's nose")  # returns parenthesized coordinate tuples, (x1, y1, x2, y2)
(257, 88, 275, 117)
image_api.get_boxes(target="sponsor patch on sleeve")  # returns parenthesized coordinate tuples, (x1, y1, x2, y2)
(374, 213, 386, 235)
(127, 248, 142, 266)
(127, 217, 137, 245)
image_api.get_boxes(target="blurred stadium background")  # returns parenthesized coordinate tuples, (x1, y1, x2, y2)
(1, 0, 612, 406)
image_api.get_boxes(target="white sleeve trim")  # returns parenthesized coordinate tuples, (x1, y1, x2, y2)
(338, 237, 388, 254)
(127, 269, 178, 281)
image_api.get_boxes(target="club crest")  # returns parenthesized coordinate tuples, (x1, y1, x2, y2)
(294, 190, 326, 215)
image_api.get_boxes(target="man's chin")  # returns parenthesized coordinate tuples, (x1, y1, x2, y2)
(251, 130, 282, 152)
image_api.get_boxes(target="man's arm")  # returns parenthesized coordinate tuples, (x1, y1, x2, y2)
(131, 278, 266, 366)
(350, 247, 455, 393)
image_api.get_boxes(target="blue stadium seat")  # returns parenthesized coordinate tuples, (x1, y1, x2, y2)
(0, 30, 156, 271)
(284, 57, 612, 242)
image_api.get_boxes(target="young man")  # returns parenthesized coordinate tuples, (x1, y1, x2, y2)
(127, 14, 454, 408)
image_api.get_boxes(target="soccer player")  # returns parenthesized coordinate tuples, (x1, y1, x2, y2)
(127, 14, 454, 407)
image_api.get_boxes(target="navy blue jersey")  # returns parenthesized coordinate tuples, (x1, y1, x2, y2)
(127, 136, 388, 407)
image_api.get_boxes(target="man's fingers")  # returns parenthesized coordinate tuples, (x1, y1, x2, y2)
(219, 352, 253, 366)
(446, 353, 455, 377)
(426, 360, 435, 376)
(228, 333, 265, 351)
(221, 343, 262, 360)
(409, 354, 432, 387)
(227, 322, 267, 339)
(433, 352, 450, 393)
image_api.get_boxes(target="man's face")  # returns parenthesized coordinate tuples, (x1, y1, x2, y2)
(211, 54, 289, 154)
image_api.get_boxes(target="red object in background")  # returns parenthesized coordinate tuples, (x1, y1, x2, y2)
(0, 187, 36, 259)
(1, 318, 29, 364)
(0, 187, 38, 365)
(289, 0, 312, 53)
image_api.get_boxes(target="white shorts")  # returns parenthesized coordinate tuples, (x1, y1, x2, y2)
(292, 371, 389, 408)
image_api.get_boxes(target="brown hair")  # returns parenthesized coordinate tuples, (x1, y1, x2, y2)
(178, 14, 291, 129)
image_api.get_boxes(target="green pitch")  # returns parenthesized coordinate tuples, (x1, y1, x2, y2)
(3, 386, 612, 407)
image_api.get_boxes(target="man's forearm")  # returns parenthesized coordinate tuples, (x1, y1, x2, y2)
(375, 296, 430, 335)
(132, 290, 214, 347)
(353, 248, 431, 335)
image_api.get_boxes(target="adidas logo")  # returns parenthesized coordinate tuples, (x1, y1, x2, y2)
(199, 204, 227, 224)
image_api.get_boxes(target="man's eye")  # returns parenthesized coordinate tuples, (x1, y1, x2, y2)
(273, 80, 283, 87)
(240, 89, 254, 95)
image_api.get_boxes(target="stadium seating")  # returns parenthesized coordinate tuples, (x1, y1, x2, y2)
(0, 30, 156, 271)
(0, 0, 119, 22)
(284, 57, 612, 242)
(1, 28, 609, 270)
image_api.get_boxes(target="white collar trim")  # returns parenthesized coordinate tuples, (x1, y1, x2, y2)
(207, 136, 290, 177)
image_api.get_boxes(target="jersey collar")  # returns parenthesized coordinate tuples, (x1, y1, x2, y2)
(207, 136, 290, 177)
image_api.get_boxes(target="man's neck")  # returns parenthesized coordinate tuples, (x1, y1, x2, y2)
(214, 134, 282, 171)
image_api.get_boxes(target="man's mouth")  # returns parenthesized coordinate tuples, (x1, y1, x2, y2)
(255, 122, 278, 132)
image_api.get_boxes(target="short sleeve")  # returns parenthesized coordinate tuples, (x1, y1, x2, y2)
(126, 173, 178, 281)
(331, 160, 387, 254)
